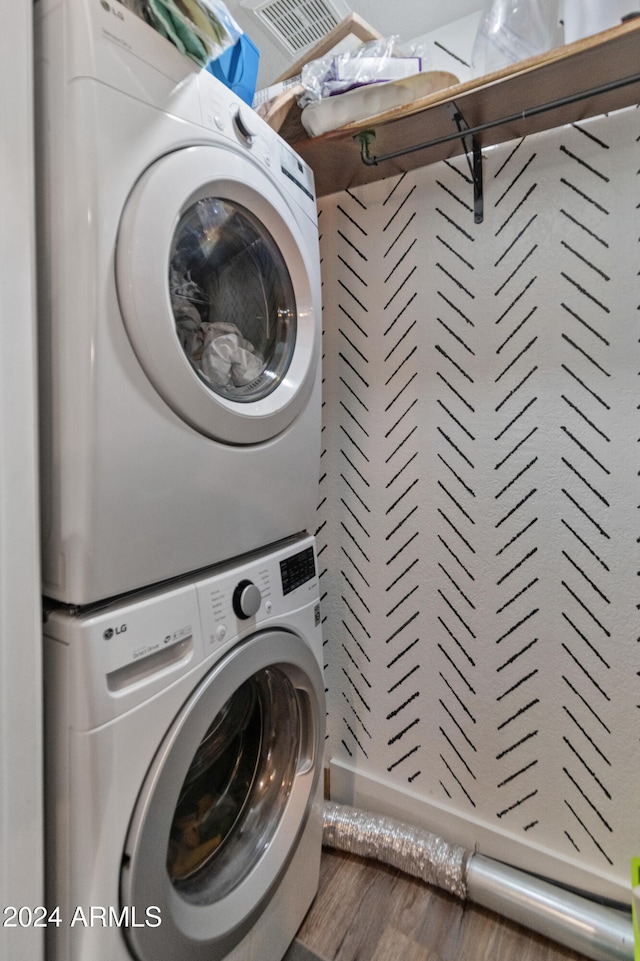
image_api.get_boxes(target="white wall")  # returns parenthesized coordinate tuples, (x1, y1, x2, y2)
(316, 103, 640, 906)
(0, 3, 44, 960)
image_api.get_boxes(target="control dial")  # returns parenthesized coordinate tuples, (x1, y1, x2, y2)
(232, 579, 262, 619)
(232, 106, 258, 145)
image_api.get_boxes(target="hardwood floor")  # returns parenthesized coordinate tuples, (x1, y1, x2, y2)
(288, 848, 592, 961)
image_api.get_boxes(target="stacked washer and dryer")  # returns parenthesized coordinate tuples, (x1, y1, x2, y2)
(34, 1, 325, 959)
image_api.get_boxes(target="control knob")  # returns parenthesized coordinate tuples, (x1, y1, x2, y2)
(232, 105, 258, 145)
(232, 579, 261, 619)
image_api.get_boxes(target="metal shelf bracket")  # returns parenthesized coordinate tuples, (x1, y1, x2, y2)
(355, 109, 484, 223)
(354, 69, 640, 225)
(453, 109, 484, 224)
(356, 130, 377, 165)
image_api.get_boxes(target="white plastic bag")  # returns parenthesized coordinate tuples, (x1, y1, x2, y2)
(472, 0, 563, 75)
(299, 37, 427, 106)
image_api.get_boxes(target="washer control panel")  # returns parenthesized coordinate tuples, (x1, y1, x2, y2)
(196, 536, 318, 650)
(43, 536, 320, 728)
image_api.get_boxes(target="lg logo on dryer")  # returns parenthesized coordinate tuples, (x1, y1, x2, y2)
(100, 0, 124, 20)
(102, 624, 127, 640)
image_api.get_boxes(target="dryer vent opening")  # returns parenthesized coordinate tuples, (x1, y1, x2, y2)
(241, 0, 351, 55)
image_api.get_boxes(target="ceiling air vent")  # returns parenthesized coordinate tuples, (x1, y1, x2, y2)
(243, 0, 350, 55)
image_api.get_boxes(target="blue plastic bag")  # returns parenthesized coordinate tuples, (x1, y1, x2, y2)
(207, 34, 260, 105)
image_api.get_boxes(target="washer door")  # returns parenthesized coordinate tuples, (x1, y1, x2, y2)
(116, 146, 319, 445)
(121, 630, 324, 961)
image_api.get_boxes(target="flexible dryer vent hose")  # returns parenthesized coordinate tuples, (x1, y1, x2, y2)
(322, 802, 635, 961)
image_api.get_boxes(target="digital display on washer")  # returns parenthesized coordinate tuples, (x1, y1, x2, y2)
(280, 546, 316, 595)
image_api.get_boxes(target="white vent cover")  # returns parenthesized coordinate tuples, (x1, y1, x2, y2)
(242, 0, 350, 54)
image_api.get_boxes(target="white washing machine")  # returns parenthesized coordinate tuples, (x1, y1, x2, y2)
(34, 0, 322, 606)
(44, 535, 325, 961)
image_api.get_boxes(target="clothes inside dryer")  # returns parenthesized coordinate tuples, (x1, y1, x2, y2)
(167, 667, 300, 897)
(170, 198, 296, 400)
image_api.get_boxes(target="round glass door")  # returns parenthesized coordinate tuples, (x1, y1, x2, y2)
(116, 145, 320, 445)
(170, 199, 296, 404)
(121, 629, 324, 961)
(167, 667, 299, 900)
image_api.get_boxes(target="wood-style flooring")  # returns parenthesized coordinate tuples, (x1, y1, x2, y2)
(287, 848, 592, 961)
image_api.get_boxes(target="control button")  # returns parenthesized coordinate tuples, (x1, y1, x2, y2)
(216, 624, 227, 641)
(214, 115, 225, 131)
(232, 580, 261, 619)
(265, 600, 273, 613)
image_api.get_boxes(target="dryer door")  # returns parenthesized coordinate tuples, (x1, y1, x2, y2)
(121, 629, 324, 961)
(116, 146, 320, 445)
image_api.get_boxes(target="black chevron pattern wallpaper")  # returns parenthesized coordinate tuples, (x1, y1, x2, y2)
(315, 105, 640, 901)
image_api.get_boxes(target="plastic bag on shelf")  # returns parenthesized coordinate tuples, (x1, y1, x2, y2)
(471, 0, 564, 75)
(124, 0, 242, 68)
(298, 37, 428, 107)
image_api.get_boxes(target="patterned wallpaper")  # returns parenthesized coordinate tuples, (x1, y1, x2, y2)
(315, 104, 640, 901)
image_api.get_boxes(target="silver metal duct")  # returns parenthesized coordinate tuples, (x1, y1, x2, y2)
(322, 799, 468, 899)
(322, 802, 635, 961)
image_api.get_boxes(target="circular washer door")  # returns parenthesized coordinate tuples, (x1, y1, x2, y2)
(116, 146, 320, 445)
(121, 630, 324, 961)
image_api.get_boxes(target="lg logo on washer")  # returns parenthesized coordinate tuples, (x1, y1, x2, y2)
(103, 624, 127, 640)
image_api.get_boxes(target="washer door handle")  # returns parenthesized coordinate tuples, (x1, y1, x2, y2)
(295, 687, 316, 775)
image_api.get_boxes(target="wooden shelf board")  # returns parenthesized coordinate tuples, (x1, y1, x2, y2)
(291, 19, 640, 197)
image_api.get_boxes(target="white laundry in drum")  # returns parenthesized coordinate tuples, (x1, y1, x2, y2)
(169, 198, 283, 393)
(199, 323, 265, 388)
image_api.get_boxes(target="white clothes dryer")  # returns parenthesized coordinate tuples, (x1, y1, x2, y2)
(44, 535, 325, 961)
(34, 0, 322, 606)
